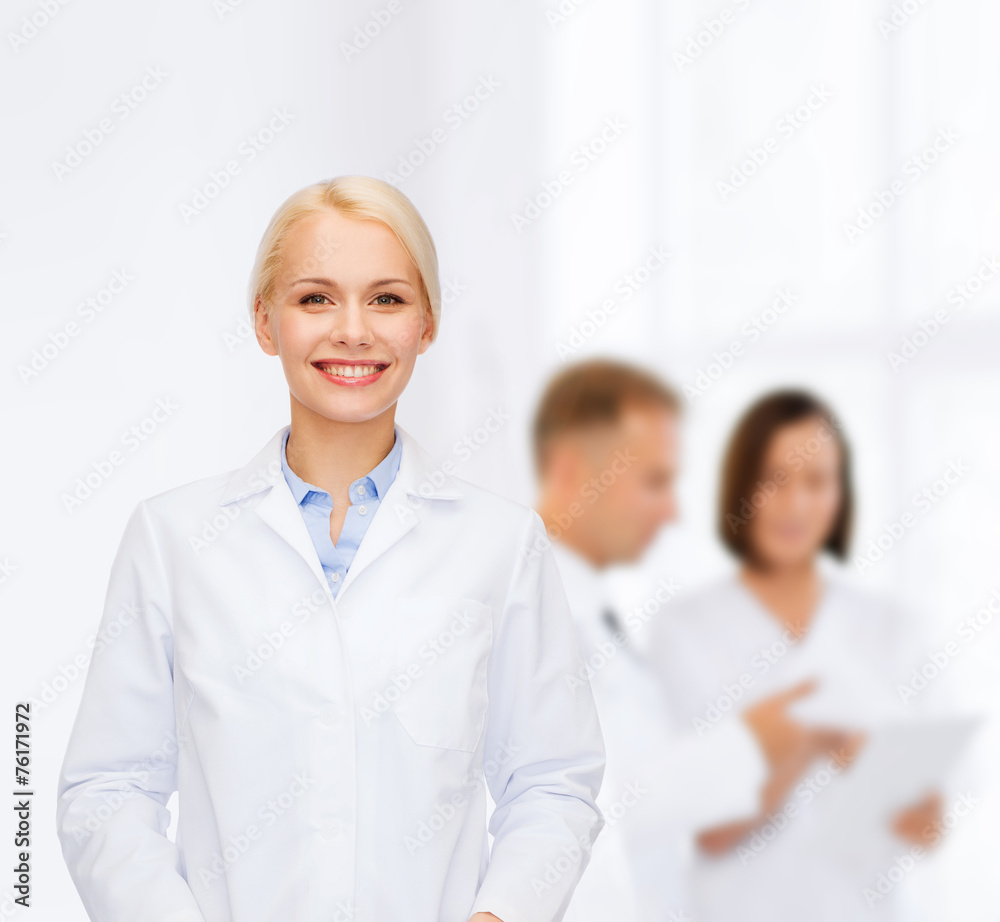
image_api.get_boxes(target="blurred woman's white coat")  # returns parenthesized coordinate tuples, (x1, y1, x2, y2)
(646, 570, 929, 922)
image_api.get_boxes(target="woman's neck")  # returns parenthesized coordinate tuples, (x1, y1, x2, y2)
(738, 560, 821, 640)
(286, 404, 397, 503)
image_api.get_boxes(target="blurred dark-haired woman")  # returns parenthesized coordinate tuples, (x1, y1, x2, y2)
(646, 389, 943, 922)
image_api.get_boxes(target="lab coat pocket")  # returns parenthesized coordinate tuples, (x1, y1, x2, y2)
(389, 596, 492, 753)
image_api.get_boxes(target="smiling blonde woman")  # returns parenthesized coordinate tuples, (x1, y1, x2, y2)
(56, 176, 606, 922)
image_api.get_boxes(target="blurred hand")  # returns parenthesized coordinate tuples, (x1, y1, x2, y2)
(891, 791, 944, 848)
(742, 678, 824, 767)
(696, 679, 867, 855)
(469, 914, 503, 922)
(743, 679, 866, 812)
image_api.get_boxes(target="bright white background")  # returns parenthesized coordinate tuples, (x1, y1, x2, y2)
(2, 0, 998, 917)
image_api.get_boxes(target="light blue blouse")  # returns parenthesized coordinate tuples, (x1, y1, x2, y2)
(280, 426, 402, 588)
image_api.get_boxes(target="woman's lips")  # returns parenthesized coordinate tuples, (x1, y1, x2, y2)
(313, 362, 388, 386)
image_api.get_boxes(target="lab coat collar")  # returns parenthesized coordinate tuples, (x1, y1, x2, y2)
(218, 422, 465, 506)
(218, 422, 465, 602)
(278, 425, 403, 507)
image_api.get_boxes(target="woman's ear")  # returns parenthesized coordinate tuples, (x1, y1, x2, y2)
(254, 298, 278, 356)
(418, 305, 435, 353)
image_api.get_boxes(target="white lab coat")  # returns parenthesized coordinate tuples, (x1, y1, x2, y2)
(550, 540, 767, 921)
(56, 422, 606, 922)
(644, 570, 931, 922)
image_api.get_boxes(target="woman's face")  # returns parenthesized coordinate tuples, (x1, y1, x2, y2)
(746, 415, 843, 570)
(255, 208, 433, 424)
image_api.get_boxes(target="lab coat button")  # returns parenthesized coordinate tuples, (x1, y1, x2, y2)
(319, 811, 345, 839)
(319, 703, 343, 727)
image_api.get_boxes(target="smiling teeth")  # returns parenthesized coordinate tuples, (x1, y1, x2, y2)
(319, 364, 383, 378)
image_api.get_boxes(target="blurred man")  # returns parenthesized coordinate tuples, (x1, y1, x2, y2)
(531, 359, 851, 919)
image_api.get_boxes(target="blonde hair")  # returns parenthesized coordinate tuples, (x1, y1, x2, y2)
(247, 176, 441, 342)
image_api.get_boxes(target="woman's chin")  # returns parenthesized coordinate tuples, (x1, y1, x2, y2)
(755, 546, 816, 572)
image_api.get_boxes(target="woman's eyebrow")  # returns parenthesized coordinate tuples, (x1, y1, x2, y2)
(369, 278, 415, 288)
(291, 276, 337, 287)
(289, 277, 415, 288)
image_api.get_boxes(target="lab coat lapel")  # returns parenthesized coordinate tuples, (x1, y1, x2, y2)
(219, 425, 329, 592)
(333, 423, 464, 600)
(218, 422, 464, 602)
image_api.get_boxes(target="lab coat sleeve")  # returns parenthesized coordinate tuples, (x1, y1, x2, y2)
(469, 509, 606, 922)
(55, 500, 207, 922)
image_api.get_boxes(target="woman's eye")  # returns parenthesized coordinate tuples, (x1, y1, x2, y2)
(300, 294, 329, 305)
(374, 293, 403, 306)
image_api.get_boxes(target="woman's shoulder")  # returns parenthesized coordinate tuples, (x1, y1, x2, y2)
(134, 467, 251, 534)
(446, 474, 552, 541)
(820, 567, 923, 646)
(393, 423, 546, 539)
(822, 567, 903, 618)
